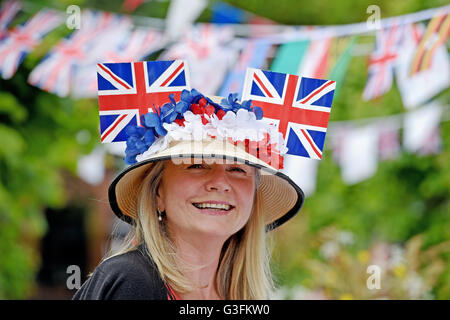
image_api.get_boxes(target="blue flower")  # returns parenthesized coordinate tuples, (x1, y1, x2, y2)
(123, 122, 159, 165)
(156, 94, 178, 124)
(188, 88, 204, 103)
(125, 135, 148, 165)
(142, 112, 167, 136)
(160, 103, 177, 124)
(174, 90, 197, 117)
(142, 128, 156, 146)
(125, 125, 145, 138)
(125, 154, 138, 165)
(240, 99, 253, 111)
(220, 94, 254, 112)
(252, 105, 264, 120)
(219, 93, 261, 118)
(220, 93, 240, 112)
(177, 88, 203, 105)
(180, 89, 193, 102)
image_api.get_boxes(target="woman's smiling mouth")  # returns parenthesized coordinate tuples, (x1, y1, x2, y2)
(192, 202, 235, 215)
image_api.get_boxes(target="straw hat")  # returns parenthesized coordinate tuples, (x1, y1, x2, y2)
(108, 90, 305, 231)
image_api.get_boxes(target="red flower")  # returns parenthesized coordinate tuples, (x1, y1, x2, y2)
(216, 109, 226, 120)
(198, 97, 207, 108)
(205, 105, 215, 116)
(191, 103, 204, 115)
(189, 98, 222, 125)
(174, 118, 185, 127)
(226, 136, 284, 170)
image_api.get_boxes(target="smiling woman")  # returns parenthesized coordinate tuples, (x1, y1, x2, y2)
(131, 159, 267, 300)
(72, 89, 304, 300)
(160, 161, 257, 236)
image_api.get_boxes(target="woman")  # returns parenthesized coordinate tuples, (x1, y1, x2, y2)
(73, 89, 304, 300)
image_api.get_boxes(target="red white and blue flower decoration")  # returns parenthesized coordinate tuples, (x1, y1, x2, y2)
(124, 88, 287, 169)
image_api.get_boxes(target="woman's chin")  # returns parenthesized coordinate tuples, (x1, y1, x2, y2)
(186, 216, 239, 238)
(192, 219, 237, 237)
(166, 207, 246, 238)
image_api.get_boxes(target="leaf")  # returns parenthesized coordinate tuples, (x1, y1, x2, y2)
(0, 125, 26, 156)
(0, 92, 28, 123)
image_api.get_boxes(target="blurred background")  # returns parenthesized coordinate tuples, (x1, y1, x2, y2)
(0, 0, 448, 300)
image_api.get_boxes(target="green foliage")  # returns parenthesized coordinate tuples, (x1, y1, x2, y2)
(0, 37, 98, 298)
(225, 0, 449, 25)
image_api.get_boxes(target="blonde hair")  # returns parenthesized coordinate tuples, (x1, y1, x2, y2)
(106, 160, 276, 299)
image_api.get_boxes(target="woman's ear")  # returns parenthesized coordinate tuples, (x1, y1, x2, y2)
(155, 160, 167, 211)
(156, 183, 165, 211)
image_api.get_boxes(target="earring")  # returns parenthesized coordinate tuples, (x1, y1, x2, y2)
(157, 209, 163, 222)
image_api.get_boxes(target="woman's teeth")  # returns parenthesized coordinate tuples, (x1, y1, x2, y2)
(193, 203, 232, 211)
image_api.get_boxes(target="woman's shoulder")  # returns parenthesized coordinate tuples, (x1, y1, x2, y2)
(72, 244, 168, 300)
(96, 245, 155, 276)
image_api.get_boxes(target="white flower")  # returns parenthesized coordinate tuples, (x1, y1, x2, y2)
(183, 111, 200, 122)
(135, 108, 289, 162)
(236, 108, 252, 124)
(220, 111, 236, 127)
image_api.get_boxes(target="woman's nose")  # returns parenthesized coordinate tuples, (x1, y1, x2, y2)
(205, 166, 230, 192)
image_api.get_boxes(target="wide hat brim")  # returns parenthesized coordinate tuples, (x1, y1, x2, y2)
(109, 138, 305, 232)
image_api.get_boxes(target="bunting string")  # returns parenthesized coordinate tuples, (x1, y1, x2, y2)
(20, 1, 449, 41)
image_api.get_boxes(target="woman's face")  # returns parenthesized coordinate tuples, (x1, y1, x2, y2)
(156, 159, 257, 240)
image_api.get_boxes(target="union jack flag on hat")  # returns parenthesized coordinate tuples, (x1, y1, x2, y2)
(97, 60, 190, 143)
(0, 9, 63, 79)
(241, 68, 336, 160)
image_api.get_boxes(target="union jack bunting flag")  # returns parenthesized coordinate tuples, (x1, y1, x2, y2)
(98, 60, 190, 143)
(72, 28, 164, 98)
(241, 68, 336, 160)
(0, 9, 63, 79)
(28, 10, 131, 97)
(162, 24, 235, 95)
(362, 24, 404, 101)
(0, 0, 22, 40)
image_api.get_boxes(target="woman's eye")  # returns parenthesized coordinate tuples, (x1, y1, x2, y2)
(186, 164, 247, 173)
(230, 167, 246, 173)
(187, 164, 205, 169)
